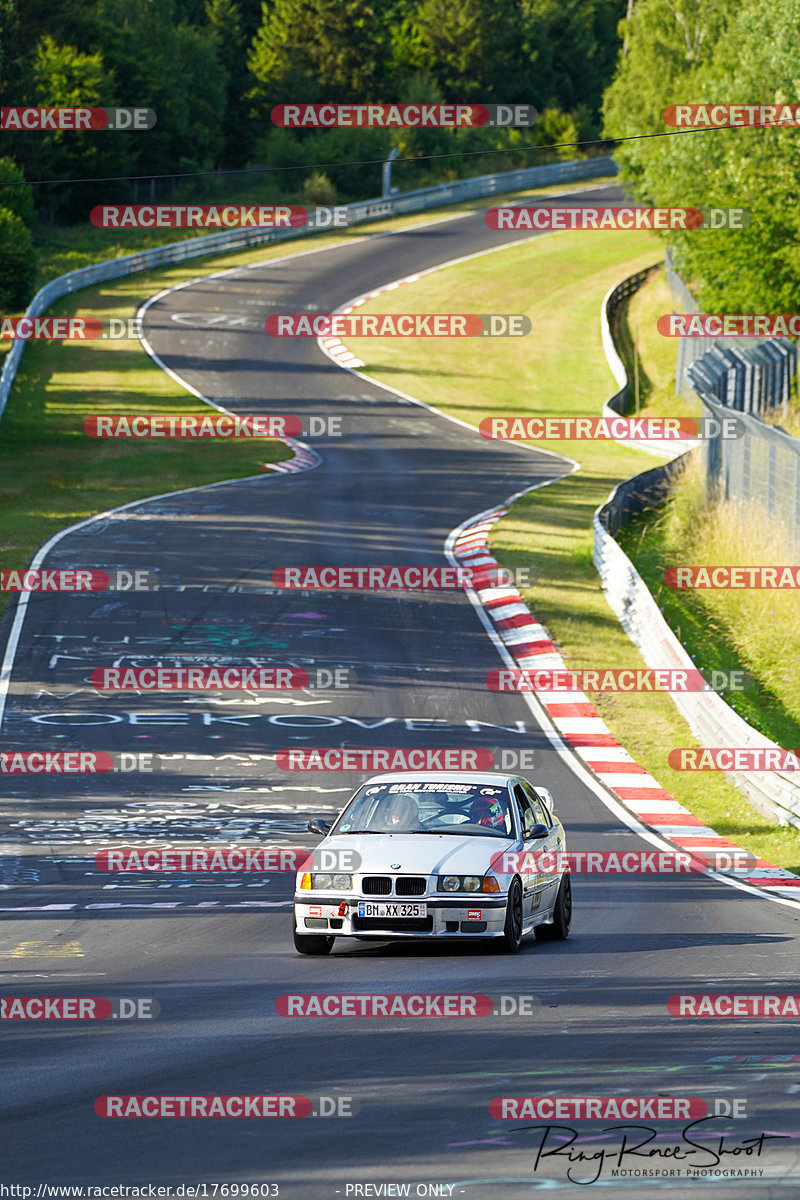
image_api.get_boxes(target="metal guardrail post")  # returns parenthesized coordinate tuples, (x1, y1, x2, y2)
(382, 148, 399, 199)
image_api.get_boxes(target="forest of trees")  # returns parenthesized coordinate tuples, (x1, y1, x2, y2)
(0, 0, 627, 304)
(3, 0, 798, 316)
(0, 0, 623, 211)
(604, 0, 800, 312)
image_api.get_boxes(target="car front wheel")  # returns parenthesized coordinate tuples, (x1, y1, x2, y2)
(535, 872, 572, 941)
(498, 877, 524, 953)
(293, 926, 334, 955)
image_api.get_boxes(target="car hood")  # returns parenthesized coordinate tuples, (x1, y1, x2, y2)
(319, 833, 518, 877)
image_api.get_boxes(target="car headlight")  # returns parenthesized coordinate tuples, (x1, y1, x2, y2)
(438, 875, 486, 892)
(309, 873, 352, 890)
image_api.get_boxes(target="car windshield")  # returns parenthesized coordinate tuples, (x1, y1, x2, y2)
(331, 781, 515, 838)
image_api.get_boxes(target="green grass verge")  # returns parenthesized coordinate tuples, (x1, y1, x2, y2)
(618, 495, 800, 751)
(340, 230, 800, 873)
(0, 276, 290, 621)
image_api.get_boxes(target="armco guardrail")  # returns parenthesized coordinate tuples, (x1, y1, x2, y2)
(666, 245, 797, 412)
(600, 263, 695, 458)
(593, 269, 800, 830)
(0, 155, 616, 425)
(687, 339, 795, 415)
(601, 267, 654, 417)
(665, 251, 800, 543)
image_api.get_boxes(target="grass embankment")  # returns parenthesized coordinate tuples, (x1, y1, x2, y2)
(341, 234, 800, 871)
(0, 264, 289, 625)
(761, 405, 800, 439)
(0, 178, 617, 625)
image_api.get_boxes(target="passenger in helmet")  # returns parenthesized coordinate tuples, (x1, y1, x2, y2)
(468, 796, 506, 830)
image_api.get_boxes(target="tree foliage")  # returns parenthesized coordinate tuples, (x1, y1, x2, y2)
(603, 0, 800, 310)
(0, 208, 36, 308)
(0, 0, 630, 302)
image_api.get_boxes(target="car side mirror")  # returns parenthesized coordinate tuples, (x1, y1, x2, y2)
(524, 822, 550, 840)
(307, 818, 332, 835)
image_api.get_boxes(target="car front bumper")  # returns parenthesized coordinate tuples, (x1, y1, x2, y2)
(293, 893, 508, 939)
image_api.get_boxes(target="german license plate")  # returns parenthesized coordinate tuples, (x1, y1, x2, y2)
(357, 902, 427, 918)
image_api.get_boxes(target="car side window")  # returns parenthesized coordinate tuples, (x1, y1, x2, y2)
(521, 782, 550, 828)
(513, 784, 538, 837)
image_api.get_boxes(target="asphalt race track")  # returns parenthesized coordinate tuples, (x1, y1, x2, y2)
(2, 185, 800, 1196)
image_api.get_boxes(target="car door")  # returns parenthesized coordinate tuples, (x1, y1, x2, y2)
(521, 781, 563, 910)
(512, 783, 552, 916)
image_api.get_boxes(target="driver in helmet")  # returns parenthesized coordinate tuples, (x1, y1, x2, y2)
(383, 792, 421, 831)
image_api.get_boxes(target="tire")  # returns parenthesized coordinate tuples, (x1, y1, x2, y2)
(498, 877, 524, 953)
(293, 926, 334, 955)
(535, 872, 572, 941)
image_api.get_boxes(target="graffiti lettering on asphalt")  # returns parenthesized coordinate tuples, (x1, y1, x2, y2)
(8, 806, 335, 843)
(22, 713, 534, 730)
